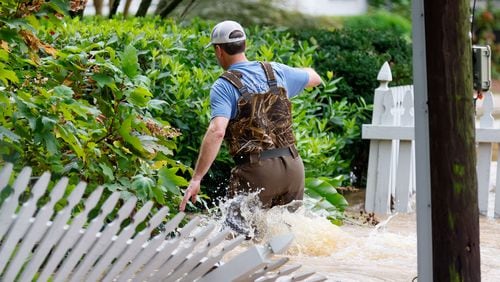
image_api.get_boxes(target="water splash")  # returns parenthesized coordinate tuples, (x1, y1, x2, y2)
(201, 192, 351, 256)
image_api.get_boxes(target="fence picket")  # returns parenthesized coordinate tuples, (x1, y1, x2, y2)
(165, 224, 224, 281)
(0, 166, 31, 241)
(86, 201, 153, 281)
(246, 257, 290, 281)
(115, 212, 185, 281)
(3, 176, 68, 281)
(71, 197, 138, 280)
(178, 230, 239, 282)
(395, 141, 412, 212)
(53, 191, 120, 281)
(19, 181, 87, 281)
(152, 224, 216, 280)
(0, 171, 50, 274)
(132, 217, 201, 281)
(38, 186, 105, 281)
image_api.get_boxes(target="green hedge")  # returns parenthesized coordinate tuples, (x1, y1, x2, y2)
(289, 26, 413, 186)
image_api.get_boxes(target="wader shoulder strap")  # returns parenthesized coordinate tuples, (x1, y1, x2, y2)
(220, 71, 250, 98)
(259, 61, 279, 94)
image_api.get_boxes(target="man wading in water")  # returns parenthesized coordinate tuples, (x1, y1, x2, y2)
(179, 20, 322, 228)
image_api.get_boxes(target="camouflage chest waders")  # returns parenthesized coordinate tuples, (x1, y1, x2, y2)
(220, 62, 304, 208)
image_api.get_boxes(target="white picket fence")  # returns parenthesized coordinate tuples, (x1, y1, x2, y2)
(362, 62, 500, 217)
(0, 163, 326, 282)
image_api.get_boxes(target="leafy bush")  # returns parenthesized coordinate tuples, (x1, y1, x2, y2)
(293, 73, 372, 180)
(1, 11, 354, 218)
(289, 27, 412, 104)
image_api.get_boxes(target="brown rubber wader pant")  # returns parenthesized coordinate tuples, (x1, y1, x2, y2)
(228, 155, 305, 208)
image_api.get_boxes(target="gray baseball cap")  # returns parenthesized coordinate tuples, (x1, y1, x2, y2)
(205, 20, 246, 48)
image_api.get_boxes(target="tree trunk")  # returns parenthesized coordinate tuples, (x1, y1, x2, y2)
(123, 0, 132, 16)
(108, 0, 121, 18)
(157, 0, 184, 18)
(136, 0, 153, 17)
(424, 0, 481, 280)
(93, 0, 103, 15)
(180, 0, 197, 19)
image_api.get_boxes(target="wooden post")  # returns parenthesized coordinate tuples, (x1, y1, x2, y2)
(424, 0, 481, 280)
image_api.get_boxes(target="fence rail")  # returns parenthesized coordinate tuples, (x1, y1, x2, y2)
(362, 62, 499, 217)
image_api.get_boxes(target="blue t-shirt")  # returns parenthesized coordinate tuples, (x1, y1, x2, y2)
(210, 61, 309, 119)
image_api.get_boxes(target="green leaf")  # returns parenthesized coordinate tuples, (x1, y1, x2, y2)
(0, 69, 19, 84)
(92, 74, 114, 88)
(41, 130, 58, 155)
(56, 124, 85, 160)
(148, 99, 168, 111)
(46, 0, 69, 15)
(305, 177, 348, 211)
(0, 50, 9, 61)
(0, 125, 20, 142)
(131, 175, 155, 201)
(158, 167, 188, 194)
(99, 163, 115, 181)
(127, 86, 152, 108)
(118, 115, 145, 154)
(121, 45, 139, 79)
(53, 85, 74, 99)
(151, 185, 166, 205)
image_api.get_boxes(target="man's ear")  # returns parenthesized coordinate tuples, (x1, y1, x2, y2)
(215, 45, 222, 56)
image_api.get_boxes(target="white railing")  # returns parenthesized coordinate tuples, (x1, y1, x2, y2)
(0, 163, 326, 281)
(362, 62, 500, 217)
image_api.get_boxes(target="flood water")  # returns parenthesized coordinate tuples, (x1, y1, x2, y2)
(211, 191, 500, 281)
(284, 209, 500, 282)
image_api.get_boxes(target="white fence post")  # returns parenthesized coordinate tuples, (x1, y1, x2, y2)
(476, 91, 494, 215)
(365, 62, 393, 214)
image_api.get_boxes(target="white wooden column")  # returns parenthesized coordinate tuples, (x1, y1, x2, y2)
(412, 0, 433, 280)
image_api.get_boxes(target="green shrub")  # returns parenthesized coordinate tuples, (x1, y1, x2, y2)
(289, 26, 413, 186)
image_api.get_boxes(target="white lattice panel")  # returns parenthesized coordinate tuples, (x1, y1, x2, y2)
(0, 163, 325, 281)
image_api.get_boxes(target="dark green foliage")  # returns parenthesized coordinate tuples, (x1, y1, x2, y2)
(289, 27, 412, 104)
(289, 26, 412, 186)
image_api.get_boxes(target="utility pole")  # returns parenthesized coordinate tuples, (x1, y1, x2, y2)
(420, 0, 481, 280)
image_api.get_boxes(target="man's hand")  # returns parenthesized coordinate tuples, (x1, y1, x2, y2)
(179, 179, 201, 211)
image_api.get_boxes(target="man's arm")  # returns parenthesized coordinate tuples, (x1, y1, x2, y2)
(179, 116, 229, 211)
(301, 67, 322, 88)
